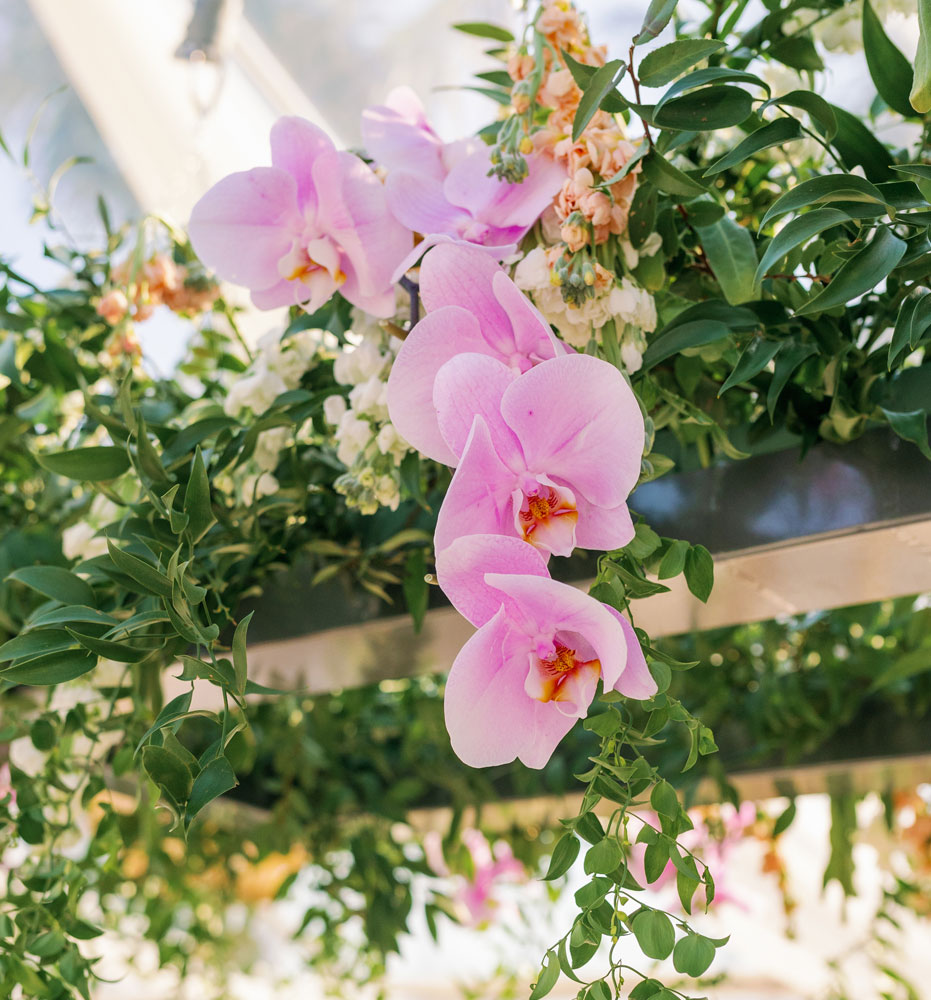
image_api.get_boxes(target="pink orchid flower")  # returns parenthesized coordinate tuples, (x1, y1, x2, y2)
(387, 242, 570, 464)
(431, 351, 643, 557)
(188, 116, 411, 317)
(436, 534, 656, 769)
(361, 87, 565, 269)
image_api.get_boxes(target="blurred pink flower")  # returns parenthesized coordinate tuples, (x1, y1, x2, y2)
(386, 242, 569, 464)
(189, 117, 410, 317)
(431, 352, 643, 557)
(437, 534, 656, 769)
(362, 86, 564, 270)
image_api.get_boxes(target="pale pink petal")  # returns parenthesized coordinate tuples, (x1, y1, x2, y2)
(492, 272, 566, 362)
(434, 417, 518, 555)
(445, 148, 564, 230)
(390, 233, 518, 283)
(188, 167, 300, 291)
(419, 244, 511, 338)
(269, 116, 335, 212)
(500, 354, 644, 508)
(572, 496, 635, 551)
(482, 573, 627, 688)
(387, 306, 496, 464)
(250, 278, 309, 310)
(444, 607, 577, 769)
(339, 256, 397, 319)
(313, 149, 411, 309)
(547, 659, 601, 718)
(605, 607, 658, 700)
(361, 86, 445, 181)
(384, 172, 472, 238)
(435, 533, 548, 628)
(433, 353, 522, 465)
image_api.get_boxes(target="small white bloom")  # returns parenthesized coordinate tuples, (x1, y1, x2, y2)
(349, 375, 389, 420)
(254, 427, 289, 471)
(243, 472, 279, 499)
(323, 394, 347, 426)
(621, 340, 644, 374)
(639, 232, 663, 258)
(225, 365, 288, 416)
(335, 412, 372, 466)
(374, 475, 401, 511)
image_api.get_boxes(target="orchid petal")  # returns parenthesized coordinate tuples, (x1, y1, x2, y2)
(384, 172, 472, 240)
(419, 244, 511, 335)
(572, 496, 635, 551)
(188, 167, 300, 292)
(387, 306, 494, 465)
(361, 86, 445, 181)
(390, 234, 518, 284)
(500, 354, 644, 508)
(491, 271, 565, 363)
(435, 533, 548, 628)
(482, 573, 627, 688)
(444, 607, 577, 769)
(250, 278, 309, 310)
(605, 607, 658, 700)
(433, 353, 522, 466)
(269, 117, 335, 212)
(434, 417, 518, 555)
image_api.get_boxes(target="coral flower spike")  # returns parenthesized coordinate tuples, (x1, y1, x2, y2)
(386, 243, 569, 464)
(436, 535, 656, 769)
(432, 352, 644, 557)
(188, 116, 411, 317)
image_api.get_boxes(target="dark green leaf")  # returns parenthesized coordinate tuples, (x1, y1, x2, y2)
(759, 174, 889, 229)
(773, 800, 797, 836)
(631, 908, 675, 959)
(232, 611, 252, 696)
(1, 649, 96, 686)
(881, 408, 931, 460)
(0, 629, 74, 663)
(544, 834, 581, 880)
(673, 933, 716, 976)
(696, 214, 759, 304)
(719, 338, 782, 395)
(7, 565, 94, 606)
(650, 780, 679, 818)
(684, 545, 714, 602)
(66, 628, 154, 663)
(653, 67, 768, 116)
(142, 744, 193, 804)
(642, 320, 731, 369)
(530, 950, 560, 1000)
(633, 0, 679, 45)
(27, 605, 117, 629)
(36, 446, 130, 481)
(186, 755, 237, 823)
(136, 690, 193, 751)
(829, 104, 895, 182)
(767, 341, 818, 418)
(657, 539, 689, 579)
(106, 541, 172, 598)
(766, 89, 837, 139)
(769, 33, 823, 71)
(755, 207, 852, 284)
(639, 39, 725, 88)
(573, 59, 627, 141)
(184, 447, 216, 543)
(584, 837, 624, 875)
(796, 227, 906, 315)
(863, 0, 915, 117)
(653, 86, 754, 131)
(704, 116, 801, 176)
(641, 150, 708, 197)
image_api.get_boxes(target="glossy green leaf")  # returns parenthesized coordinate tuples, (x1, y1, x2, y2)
(760, 174, 889, 229)
(704, 116, 801, 176)
(765, 90, 837, 140)
(863, 0, 915, 117)
(27, 605, 118, 630)
(796, 227, 906, 315)
(0, 629, 74, 663)
(829, 104, 895, 182)
(642, 319, 731, 369)
(106, 541, 172, 598)
(633, 0, 678, 44)
(767, 341, 818, 418)
(695, 214, 759, 304)
(673, 933, 716, 976)
(653, 85, 753, 131)
(187, 755, 237, 823)
(573, 59, 627, 141)
(650, 780, 679, 818)
(755, 207, 852, 284)
(36, 446, 130, 481)
(8, 565, 94, 606)
(684, 544, 714, 602)
(770, 33, 823, 71)
(657, 539, 689, 579)
(881, 408, 931, 460)
(631, 908, 675, 959)
(638, 39, 725, 87)
(654, 67, 768, 116)
(584, 836, 623, 875)
(529, 950, 560, 1000)
(1, 649, 96, 686)
(136, 690, 193, 752)
(641, 150, 707, 197)
(142, 744, 193, 804)
(719, 338, 782, 395)
(66, 628, 155, 663)
(184, 447, 216, 543)
(544, 834, 581, 880)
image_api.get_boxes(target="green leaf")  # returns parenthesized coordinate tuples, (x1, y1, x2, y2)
(755, 207, 852, 284)
(573, 59, 627, 141)
(773, 800, 797, 836)
(585, 983, 611, 1000)
(673, 933, 716, 976)
(186, 755, 237, 823)
(136, 690, 193, 751)
(27, 605, 117, 629)
(66, 628, 154, 663)
(544, 834, 580, 880)
(677, 869, 700, 914)
(232, 611, 253, 697)
(759, 174, 889, 229)
(631, 909, 675, 959)
(142, 744, 193, 804)
(704, 116, 801, 176)
(769, 33, 823, 71)
(767, 342, 818, 418)
(653, 86, 754, 131)
(641, 150, 708, 197)
(0, 629, 75, 663)
(630, 979, 665, 999)
(650, 780, 679, 819)
(695, 214, 759, 304)
(584, 837, 624, 875)
(633, 0, 679, 45)
(829, 104, 895, 182)
(796, 227, 906, 315)
(451, 21, 513, 42)
(643, 838, 670, 883)
(184, 447, 216, 543)
(642, 320, 731, 369)
(583, 709, 622, 737)
(639, 39, 725, 88)
(881, 408, 931, 460)
(766, 90, 837, 140)
(862, 0, 915, 118)
(653, 67, 768, 116)
(719, 338, 782, 395)
(657, 539, 689, 579)
(530, 950, 560, 1000)
(7, 565, 94, 606)
(1, 649, 96, 686)
(684, 545, 714, 602)
(36, 446, 130, 481)
(106, 541, 172, 598)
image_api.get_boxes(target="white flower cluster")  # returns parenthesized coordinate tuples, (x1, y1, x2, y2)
(324, 317, 411, 515)
(798, 0, 915, 54)
(513, 247, 657, 371)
